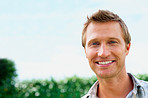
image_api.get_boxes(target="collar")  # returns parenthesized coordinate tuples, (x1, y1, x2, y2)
(87, 80, 99, 97)
(82, 80, 99, 98)
(83, 73, 146, 98)
(127, 73, 146, 96)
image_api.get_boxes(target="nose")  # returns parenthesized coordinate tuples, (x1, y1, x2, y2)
(98, 44, 110, 58)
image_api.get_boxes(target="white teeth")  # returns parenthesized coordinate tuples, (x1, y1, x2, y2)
(98, 61, 112, 65)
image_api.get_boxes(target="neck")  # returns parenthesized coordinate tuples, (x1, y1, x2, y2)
(97, 70, 133, 98)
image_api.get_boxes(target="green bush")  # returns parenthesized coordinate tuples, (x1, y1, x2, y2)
(57, 76, 97, 98)
(1, 58, 148, 98)
(135, 74, 148, 81)
(15, 74, 148, 98)
(15, 76, 97, 98)
(0, 58, 17, 85)
(0, 58, 17, 98)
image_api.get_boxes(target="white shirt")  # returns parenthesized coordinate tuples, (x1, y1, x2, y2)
(82, 73, 148, 98)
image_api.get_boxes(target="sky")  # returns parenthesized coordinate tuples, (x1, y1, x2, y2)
(0, 0, 148, 80)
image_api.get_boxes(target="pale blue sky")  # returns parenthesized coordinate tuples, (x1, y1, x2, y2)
(0, 0, 148, 80)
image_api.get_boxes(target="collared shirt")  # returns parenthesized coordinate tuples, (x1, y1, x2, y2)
(82, 73, 148, 98)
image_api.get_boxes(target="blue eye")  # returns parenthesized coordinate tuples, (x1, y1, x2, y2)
(92, 42, 99, 45)
(109, 41, 117, 44)
(111, 41, 116, 43)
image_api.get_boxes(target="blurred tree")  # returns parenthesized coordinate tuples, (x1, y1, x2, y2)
(6, 74, 148, 98)
(0, 58, 17, 85)
(0, 58, 147, 98)
(0, 58, 17, 97)
(136, 74, 148, 81)
(15, 76, 97, 98)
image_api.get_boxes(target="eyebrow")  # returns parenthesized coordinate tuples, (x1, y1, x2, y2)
(87, 37, 120, 45)
(87, 38, 98, 46)
(108, 37, 120, 42)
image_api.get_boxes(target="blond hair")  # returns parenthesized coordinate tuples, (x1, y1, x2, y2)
(82, 10, 131, 47)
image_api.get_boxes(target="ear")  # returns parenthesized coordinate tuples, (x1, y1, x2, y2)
(126, 43, 131, 55)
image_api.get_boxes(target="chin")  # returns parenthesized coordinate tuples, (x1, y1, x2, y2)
(96, 71, 117, 79)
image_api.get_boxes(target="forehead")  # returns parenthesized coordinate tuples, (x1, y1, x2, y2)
(85, 21, 124, 41)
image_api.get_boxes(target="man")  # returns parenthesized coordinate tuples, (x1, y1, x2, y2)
(82, 10, 148, 98)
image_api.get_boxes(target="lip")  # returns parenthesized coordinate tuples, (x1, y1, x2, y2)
(95, 60, 115, 67)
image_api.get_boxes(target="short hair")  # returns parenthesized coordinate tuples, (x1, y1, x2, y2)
(82, 10, 131, 47)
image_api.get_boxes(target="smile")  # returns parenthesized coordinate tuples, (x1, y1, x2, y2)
(96, 60, 115, 65)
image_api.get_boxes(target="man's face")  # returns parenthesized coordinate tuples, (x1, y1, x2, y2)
(84, 21, 130, 79)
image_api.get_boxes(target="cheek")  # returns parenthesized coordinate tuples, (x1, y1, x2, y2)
(111, 47, 127, 59)
(85, 49, 97, 59)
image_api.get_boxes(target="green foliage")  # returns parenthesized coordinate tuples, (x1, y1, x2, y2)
(1, 58, 148, 98)
(0, 58, 17, 98)
(15, 76, 97, 98)
(58, 76, 97, 98)
(0, 58, 17, 85)
(135, 74, 148, 81)
(15, 74, 148, 98)
(16, 79, 52, 98)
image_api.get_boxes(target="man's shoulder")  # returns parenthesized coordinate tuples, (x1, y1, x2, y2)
(128, 73, 148, 88)
(139, 79, 148, 89)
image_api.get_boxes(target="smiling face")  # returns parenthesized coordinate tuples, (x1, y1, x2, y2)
(84, 21, 130, 79)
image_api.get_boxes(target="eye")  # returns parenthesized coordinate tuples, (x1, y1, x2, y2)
(92, 42, 99, 45)
(109, 41, 117, 44)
